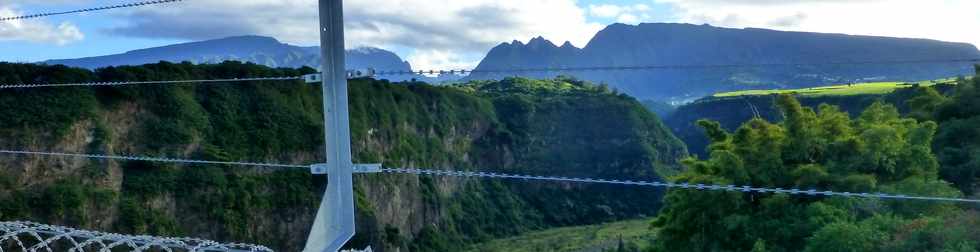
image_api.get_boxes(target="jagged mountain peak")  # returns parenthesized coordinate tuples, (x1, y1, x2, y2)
(491, 36, 580, 53)
(559, 41, 578, 49)
(470, 22, 980, 101)
(527, 36, 555, 48)
(475, 36, 583, 71)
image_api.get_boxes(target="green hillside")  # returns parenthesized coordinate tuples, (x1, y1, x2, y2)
(470, 74, 980, 252)
(465, 218, 655, 252)
(652, 94, 977, 251)
(669, 78, 960, 158)
(714, 79, 957, 98)
(0, 62, 685, 251)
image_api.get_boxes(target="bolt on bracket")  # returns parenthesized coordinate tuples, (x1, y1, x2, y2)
(303, 69, 375, 84)
(310, 163, 382, 174)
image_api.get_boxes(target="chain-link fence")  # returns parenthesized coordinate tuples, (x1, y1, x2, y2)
(0, 221, 273, 252)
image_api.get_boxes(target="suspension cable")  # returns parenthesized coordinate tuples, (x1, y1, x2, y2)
(0, 0, 184, 21)
(383, 167, 980, 204)
(373, 58, 980, 76)
(0, 150, 308, 169)
(0, 76, 303, 89)
(5, 148, 974, 203)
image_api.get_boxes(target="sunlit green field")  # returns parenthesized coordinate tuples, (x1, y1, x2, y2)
(464, 218, 656, 252)
(713, 79, 957, 98)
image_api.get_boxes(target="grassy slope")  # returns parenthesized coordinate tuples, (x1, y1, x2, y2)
(464, 218, 655, 252)
(713, 79, 956, 97)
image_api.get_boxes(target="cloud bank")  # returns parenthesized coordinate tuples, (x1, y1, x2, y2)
(587, 3, 652, 25)
(100, 0, 603, 70)
(655, 0, 980, 47)
(0, 7, 84, 45)
(5, 0, 977, 70)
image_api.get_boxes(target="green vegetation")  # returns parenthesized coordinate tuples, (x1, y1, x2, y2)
(713, 79, 956, 98)
(670, 80, 957, 158)
(0, 64, 99, 142)
(641, 100, 677, 119)
(389, 76, 685, 251)
(5, 60, 979, 252)
(465, 218, 655, 252)
(650, 93, 975, 251)
(3, 60, 980, 251)
(0, 63, 685, 251)
(927, 68, 980, 194)
(0, 178, 115, 227)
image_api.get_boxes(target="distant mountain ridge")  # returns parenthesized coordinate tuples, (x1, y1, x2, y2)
(468, 23, 980, 101)
(44, 35, 414, 80)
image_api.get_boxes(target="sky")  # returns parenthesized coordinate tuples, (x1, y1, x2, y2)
(1, 0, 979, 70)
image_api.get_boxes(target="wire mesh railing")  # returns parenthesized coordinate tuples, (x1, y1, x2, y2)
(0, 221, 273, 252)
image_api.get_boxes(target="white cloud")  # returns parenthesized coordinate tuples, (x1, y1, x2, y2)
(617, 14, 640, 24)
(587, 3, 653, 25)
(99, 0, 603, 70)
(406, 49, 480, 71)
(0, 7, 85, 45)
(766, 12, 807, 27)
(655, 0, 980, 48)
(5, 0, 91, 4)
(658, 0, 884, 6)
(589, 4, 624, 18)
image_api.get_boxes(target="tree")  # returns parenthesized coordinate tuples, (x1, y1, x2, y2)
(750, 239, 768, 252)
(804, 222, 880, 252)
(906, 87, 948, 121)
(932, 68, 980, 194)
(650, 94, 962, 251)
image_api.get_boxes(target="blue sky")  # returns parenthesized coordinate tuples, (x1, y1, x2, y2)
(2, 0, 978, 69)
(0, 0, 674, 64)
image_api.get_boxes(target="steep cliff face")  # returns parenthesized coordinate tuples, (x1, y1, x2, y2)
(467, 23, 980, 101)
(0, 62, 686, 251)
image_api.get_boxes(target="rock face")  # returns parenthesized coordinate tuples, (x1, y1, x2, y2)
(0, 62, 687, 252)
(467, 23, 980, 101)
(43, 35, 414, 80)
(473, 37, 583, 71)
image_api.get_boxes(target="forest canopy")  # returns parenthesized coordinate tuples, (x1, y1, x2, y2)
(650, 93, 975, 252)
(930, 68, 980, 194)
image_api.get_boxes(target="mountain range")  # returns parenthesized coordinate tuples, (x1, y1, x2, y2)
(468, 23, 980, 101)
(43, 35, 416, 81)
(37, 23, 980, 101)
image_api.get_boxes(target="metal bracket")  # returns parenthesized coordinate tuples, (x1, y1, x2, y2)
(353, 163, 382, 173)
(303, 68, 375, 84)
(310, 163, 382, 174)
(303, 73, 323, 84)
(346, 68, 376, 79)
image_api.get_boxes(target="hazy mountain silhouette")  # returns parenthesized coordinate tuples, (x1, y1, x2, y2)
(44, 35, 414, 80)
(468, 23, 980, 101)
